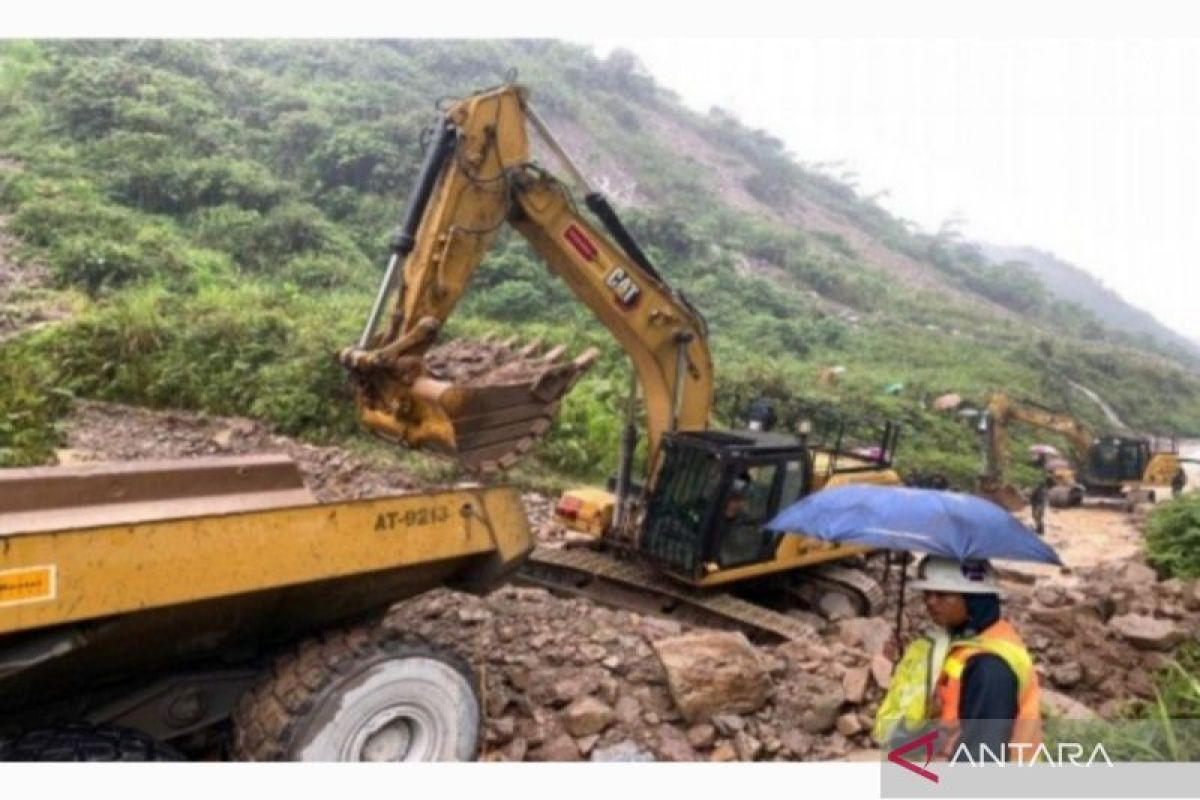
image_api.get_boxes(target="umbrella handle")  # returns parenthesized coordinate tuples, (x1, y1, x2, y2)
(894, 551, 909, 646)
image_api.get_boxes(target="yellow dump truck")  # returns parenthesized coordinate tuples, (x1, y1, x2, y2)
(0, 454, 531, 761)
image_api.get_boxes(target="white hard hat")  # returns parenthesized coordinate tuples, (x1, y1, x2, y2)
(908, 556, 1000, 595)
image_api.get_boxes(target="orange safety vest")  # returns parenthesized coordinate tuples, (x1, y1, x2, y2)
(935, 618, 1043, 760)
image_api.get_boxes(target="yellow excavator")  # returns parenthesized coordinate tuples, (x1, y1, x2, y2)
(339, 82, 903, 637)
(978, 392, 1185, 511)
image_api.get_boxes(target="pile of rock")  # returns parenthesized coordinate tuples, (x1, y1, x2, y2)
(60, 400, 428, 501)
(387, 587, 896, 762)
(59, 401, 1199, 754)
(1006, 558, 1199, 716)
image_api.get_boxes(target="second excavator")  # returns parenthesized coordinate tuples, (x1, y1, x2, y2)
(339, 82, 903, 639)
(978, 392, 1185, 511)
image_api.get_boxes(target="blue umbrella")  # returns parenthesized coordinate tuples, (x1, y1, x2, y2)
(766, 484, 1062, 565)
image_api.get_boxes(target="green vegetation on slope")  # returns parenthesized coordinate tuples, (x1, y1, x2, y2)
(1, 40, 1198, 486)
(1147, 493, 1200, 580)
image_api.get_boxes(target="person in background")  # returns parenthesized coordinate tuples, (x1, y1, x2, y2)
(1028, 476, 1054, 536)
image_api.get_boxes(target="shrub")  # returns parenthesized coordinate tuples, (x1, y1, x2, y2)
(0, 340, 70, 466)
(102, 152, 285, 215)
(37, 284, 361, 439)
(49, 223, 228, 296)
(10, 191, 140, 248)
(1147, 493, 1200, 579)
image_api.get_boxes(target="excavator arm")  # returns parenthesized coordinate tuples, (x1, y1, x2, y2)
(340, 84, 713, 471)
(983, 392, 1094, 482)
(978, 392, 1093, 508)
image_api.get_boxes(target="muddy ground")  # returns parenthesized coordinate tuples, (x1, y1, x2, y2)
(36, 401, 1200, 760)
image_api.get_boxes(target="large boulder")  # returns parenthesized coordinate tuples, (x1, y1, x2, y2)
(591, 741, 655, 762)
(1049, 661, 1084, 689)
(870, 654, 894, 689)
(1040, 688, 1098, 720)
(528, 667, 605, 707)
(835, 617, 895, 657)
(531, 733, 582, 762)
(842, 666, 871, 704)
(655, 725, 698, 762)
(562, 696, 614, 737)
(1110, 614, 1184, 651)
(1115, 561, 1159, 587)
(652, 632, 770, 723)
(686, 723, 716, 750)
(774, 672, 846, 734)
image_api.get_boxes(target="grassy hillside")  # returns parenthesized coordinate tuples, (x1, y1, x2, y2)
(2, 39, 1199, 486)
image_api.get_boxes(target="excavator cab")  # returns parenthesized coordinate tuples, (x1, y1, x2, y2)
(1085, 436, 1151, 495)
(640, 431, 811, 580)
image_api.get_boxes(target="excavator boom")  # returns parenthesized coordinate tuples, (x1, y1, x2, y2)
(341, 84, 713, 471)
(983, 393, 1094, 479)
(979, 392, 1093, 509)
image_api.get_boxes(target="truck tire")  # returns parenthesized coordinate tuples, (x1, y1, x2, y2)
(232, 624, 479, 762)
(0, 722, 182, 761)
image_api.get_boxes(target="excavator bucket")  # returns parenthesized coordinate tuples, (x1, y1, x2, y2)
(360, 337, 598, 473)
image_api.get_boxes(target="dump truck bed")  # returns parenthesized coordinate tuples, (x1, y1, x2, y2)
(0, 455, 531, 722)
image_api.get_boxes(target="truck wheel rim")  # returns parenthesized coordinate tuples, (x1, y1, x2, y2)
(347, 704, 436, 761)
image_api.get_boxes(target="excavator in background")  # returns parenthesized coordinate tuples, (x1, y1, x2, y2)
(340, 82, 904, 639)
(977, 392, 1186, 512)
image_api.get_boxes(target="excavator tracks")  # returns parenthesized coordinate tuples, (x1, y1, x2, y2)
(799, 563, 887, 617)
(519, 547, 826, 643)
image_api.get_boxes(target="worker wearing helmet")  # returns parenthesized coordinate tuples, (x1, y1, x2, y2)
(910, 556, 1043, 762)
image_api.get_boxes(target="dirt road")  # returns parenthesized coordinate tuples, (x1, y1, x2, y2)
(997, 503, 1143, 587)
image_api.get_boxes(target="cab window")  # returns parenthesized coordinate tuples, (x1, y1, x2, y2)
(716, 464, 779, 567)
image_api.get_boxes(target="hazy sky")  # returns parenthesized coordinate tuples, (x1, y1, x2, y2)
(587, 37, 1200, 342)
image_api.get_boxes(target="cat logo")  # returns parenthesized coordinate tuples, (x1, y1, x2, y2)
(605, 267, 641, 308)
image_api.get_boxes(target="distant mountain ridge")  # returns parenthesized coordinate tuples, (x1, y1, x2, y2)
(983, 243, 1200, 362)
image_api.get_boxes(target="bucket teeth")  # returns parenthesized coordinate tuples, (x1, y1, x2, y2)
(414, 335, 597, 472)
(515, 340, 540, 359)
(540, 344, 567, 363)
